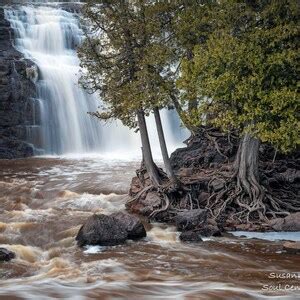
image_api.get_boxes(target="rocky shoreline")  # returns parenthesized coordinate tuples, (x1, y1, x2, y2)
(68, 129, 299, 254)
(126, 128, 300, 239)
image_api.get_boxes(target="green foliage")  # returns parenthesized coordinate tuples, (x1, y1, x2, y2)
(177, 0, 299, 152)
(78, 0, 175, 128)
(78, 0, 299, 152)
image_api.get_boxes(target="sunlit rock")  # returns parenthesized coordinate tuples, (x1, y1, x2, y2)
(269, 213, 300, 231)
(26, 65, 38, 83)
(283, 242, 300, 254)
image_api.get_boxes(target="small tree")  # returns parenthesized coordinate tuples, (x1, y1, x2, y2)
(78, 0, 177, 185)
(177, 0, 299, 220)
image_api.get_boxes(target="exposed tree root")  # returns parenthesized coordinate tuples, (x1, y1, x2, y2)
(127, 127, 299, 229)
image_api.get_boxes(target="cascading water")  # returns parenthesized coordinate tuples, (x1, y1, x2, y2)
(4, 4, 187, 158)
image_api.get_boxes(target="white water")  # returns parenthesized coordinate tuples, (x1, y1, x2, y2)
(231, 231, 300, 242)
(5, 5, 187, 157)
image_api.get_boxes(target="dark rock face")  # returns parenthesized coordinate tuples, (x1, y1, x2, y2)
(180, 224, 221, 242)
(76, 214, 128, 247)
(0, 7, 37, 159)
(174, 209, 208, 231)
(170, 127, 238, 171)
(179, 231, 203, 242)
(269, 213, 300, 232)
(0, 247, 15, 261)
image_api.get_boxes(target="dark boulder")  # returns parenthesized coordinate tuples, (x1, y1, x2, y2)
(196, 224, 222, 237)
(269, 213, 300, 231)
(76, 214, 128, 247)
(110, 211, 146, 240)
(283, 242, 300, 254)
(179, 231, 203, 242)
(174, 209, 208, 231)
(0, 248, 15, 262)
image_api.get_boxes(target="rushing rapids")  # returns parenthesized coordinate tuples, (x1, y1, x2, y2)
(0, 158, 300, 299)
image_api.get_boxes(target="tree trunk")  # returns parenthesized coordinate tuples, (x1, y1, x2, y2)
(137, 109, 161, 187)
(153, 107, 177, 183)
(234, 134, 264, 201)
(170, 94, 194, 135)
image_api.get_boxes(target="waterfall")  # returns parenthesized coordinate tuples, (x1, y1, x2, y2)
(5, 4, 187, 158)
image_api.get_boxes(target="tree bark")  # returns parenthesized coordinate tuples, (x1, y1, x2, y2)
(137, 109, 161, 187)
(153, 107, 177, 183)
(234, 134, 264, 201)
(170, 94, 194, 135)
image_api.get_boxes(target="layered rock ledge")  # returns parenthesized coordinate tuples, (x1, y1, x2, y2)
(0, 7, 37, 159)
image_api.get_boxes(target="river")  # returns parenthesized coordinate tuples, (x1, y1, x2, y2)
(0, 157, 299, 299)
(1, 1, 299, 299)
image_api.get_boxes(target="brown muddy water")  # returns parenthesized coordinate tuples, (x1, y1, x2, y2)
(0, 157, 299, 300)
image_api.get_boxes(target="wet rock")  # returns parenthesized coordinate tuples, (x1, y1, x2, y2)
(128, 191, 161, 216)
(207, 218, 218, 227)
(196, 224, 222, 237)
(58, 3, 83, 13)
(269, 213, 300, 231)
(0, 8, 37, 159)
(170, 127, 236, 171)
(128, 176, 143, 196)
(283, 242, 300, 254)
(110, 211, 146, 240)
(235, 223, 252, 231)
(143, 191, 161, 208)
(0, 248, 15, 262)
(198, 192, 210, 203)
(179, 231, 203, 242)
(76, 214, 128, 247)
(174, 209, 208, 231)
(26, 65, 38, 83)
(179, 168, 193, 177)
(210, 178, 225, 192)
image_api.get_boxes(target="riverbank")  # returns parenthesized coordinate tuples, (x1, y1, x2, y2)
(126, 127, 300, 238)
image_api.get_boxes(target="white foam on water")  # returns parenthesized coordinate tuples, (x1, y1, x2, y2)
(83, 245, 103, 254)
(231, 231, 300, 241)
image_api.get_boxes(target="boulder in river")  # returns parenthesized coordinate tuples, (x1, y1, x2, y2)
(76, 214, 128, 247)
(76, 212, 147, 247)
(110, 211, 146, 240)
(179, 231, 203, 242)
(174, 209, 208, 231)
(269, 213, 300, 231)
(283, 242, 300, 254)
(0, 248, 15, 262)
(195, 224, 222, 237)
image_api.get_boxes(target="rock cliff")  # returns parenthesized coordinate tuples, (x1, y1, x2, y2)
(0, 7, 37, 159)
